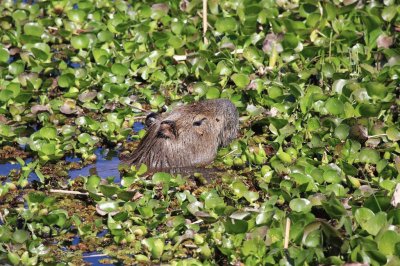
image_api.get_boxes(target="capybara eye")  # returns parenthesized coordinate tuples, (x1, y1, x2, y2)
(193, 118, 206, 126)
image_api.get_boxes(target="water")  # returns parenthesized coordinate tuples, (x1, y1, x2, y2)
(133, 121, 145, 132)
(69, 148, 121, 182)
(0, 161, 21, 176)
(0, 148, 121, 183)
(66, 231, 115, 265)
(83, 252, 115, 266)
(0, 158, 39, 182)
(0, 146, 127, 265)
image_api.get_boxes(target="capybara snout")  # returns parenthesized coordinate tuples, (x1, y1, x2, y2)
(123, 99, 239, 170)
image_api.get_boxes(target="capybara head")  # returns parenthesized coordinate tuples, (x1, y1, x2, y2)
(123, 99, 239, 170)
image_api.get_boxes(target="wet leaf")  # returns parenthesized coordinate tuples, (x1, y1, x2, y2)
(290, 198, 312, 213)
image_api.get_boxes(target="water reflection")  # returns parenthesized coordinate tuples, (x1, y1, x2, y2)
(69, 148, 121, 182)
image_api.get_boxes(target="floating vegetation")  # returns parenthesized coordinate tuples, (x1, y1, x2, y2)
(0, 0, 400, 265)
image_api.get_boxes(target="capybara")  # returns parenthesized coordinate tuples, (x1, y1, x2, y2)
(123, 99, 239, 171)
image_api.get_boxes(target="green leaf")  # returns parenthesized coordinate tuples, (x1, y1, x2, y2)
(92, 49, 110, 65)
(71, 35, 90, 49)
(215, 17, 238, 33)
(67, 9, 87, 23)
(142, 238, 165, 259)
(387, 126, 400, 141)
(168, 36, 184, 49)
(97, 30, 113, 42)
(323, 169, 341, 184)
(7, 252, 20, 265)
(0, 124, 15, 137)
(231, 74, 250, 89)
(365, 82, 388, 99)
(232, 181, 248, 198)
(224, 218, 248, 234)
(206, 87, 220, 99)
(12, 230, 29, 244)
(322, 196, 346, 219)
(99, 185, 119, 198)
(41, 143, 56, 156)
(24, 22, 44, 36)
(364, 212, 387, 236)
(12, 10, 28, 21)
(0, 47, 10, 63)
(355, 207, 374, 227)
(203, 190, 225, 210)
(152, 172, 172, 184)
(334, 124, 350, 140)
(290, 198, 312, 213)
(58, 73, 75, 88)
(39, 127, 57, 140)
(382, 6, 397, 21)
(111, 63, 129, 76)
(244, 191, 259, 203)
(325, 98, 344, 115)
(358, 103, 381, 117)
(359, 148, 380, 164)
(9, 61, 25, 76)
(86, 175, 101, 191)
(378, 230, 400, 255)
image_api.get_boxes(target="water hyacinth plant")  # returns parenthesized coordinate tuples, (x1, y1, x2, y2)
(0, 0, 400, 265)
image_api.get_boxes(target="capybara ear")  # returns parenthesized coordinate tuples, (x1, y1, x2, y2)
(145, 112, 159, 127)
(158, 120, 177, 139)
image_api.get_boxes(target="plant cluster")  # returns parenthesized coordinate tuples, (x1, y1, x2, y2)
(0, 0, 399, 265)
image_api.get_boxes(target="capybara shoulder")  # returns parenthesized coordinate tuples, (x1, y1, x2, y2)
(123, 99, 239, 170)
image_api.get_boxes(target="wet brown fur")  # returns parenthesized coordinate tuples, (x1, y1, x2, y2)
(123, 99, 239, 171)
